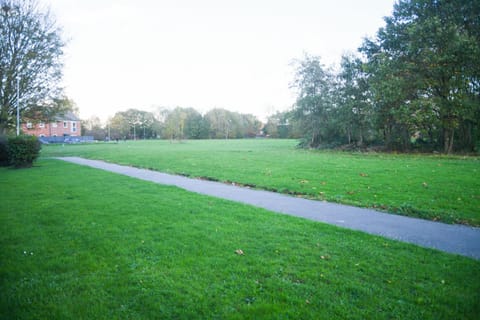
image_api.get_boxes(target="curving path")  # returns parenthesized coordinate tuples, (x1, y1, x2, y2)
(57, 157, 480, 260)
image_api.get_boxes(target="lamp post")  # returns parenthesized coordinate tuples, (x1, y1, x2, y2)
(132, 119, 141, 141)
(16, 77, 20, 136)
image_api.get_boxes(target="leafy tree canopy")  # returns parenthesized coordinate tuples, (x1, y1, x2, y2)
(0, 0, 66, 134)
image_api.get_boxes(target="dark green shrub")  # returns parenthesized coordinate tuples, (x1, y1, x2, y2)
(0, 135, 8, 166)
(6, 135, 42, 168)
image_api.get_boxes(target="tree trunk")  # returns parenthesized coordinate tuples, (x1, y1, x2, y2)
(0, 111, 9, 135)
(310, 129, 321, 148)
(444, 128, 454, 154)
(384, 125, 393, 150)
(358, 126, 364, 146)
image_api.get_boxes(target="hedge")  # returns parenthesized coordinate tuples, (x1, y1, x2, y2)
(4, 135, 42, 168)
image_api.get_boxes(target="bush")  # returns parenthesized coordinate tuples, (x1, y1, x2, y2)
(0, 135, 9, 166)
(6, 135, 42, 168)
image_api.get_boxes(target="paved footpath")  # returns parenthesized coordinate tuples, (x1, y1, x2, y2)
(58, 157, 480, 260)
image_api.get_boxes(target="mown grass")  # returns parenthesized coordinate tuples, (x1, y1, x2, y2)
(0, 160, 479, 319)
(42, 139, 480, 226)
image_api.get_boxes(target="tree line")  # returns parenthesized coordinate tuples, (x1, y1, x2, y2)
(82, 107, 263, 141)
(2, 0, 479, 153)
(283, 0, 479, 153)
(0, 0, 67, 135)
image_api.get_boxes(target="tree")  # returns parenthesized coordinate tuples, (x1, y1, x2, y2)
(109, 113, 129, 140)
(110, 109, 159, 140)
(264, 111, 298, 138)
(183, 108, 208, 139)
(291, 54, 335, 148)
(361, 0, 480, 153)
(238, 113, 262, 138)
(82, 116, 105, 140)
(202, 108, 259, 139)
(0, 0, 65, 135)
(204, 108, 231, 139)
(336, 54, 373, 146)
(163, 107, 187, 140)
(136, 110, 157, 139)
(162, 107, 208, 140)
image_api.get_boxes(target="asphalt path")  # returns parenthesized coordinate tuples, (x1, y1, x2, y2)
(57, 157, 480, 260)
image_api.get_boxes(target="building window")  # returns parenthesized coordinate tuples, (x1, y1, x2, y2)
(63, 121, 68, 128)
(71, 122, 77, 132)
(39, 122, 45, 128)
(26, 122, 33, 129)
(52, 122, 57, 128)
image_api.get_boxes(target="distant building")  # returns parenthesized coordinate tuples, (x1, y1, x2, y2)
(21, 111, 82, 137)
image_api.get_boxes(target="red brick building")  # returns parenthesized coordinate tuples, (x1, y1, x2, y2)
(22, 112, 81, 137)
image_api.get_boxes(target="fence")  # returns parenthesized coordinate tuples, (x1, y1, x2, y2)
(39, 136, 94, 144)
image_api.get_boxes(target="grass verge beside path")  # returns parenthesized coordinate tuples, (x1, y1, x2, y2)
(42, 139, 480, 226)
(1, 159, 479, 319)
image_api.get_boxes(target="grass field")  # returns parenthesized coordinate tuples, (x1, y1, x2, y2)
(1, 160, 479, 319)
(42, 139, 480, 226)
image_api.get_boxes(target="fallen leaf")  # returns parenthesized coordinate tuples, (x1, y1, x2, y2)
(359, 173, 368, 177)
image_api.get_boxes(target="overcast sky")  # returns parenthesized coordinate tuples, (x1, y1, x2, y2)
(46, 0, 396, 122)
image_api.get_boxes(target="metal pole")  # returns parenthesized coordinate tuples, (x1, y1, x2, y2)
(16, 77, 19, 136)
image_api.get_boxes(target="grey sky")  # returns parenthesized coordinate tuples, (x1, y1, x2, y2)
(47, 0, 396, 121)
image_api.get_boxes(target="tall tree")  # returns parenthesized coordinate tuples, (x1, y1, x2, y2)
(204, 108, 231, 139)
(182, 108, 208, 139)
(0, 0, 65, 134)
(337, 54, 373, 146)
(361, 0, 480, 153)
(239, 113, 262, 138)
(109, 113, 129, 140)
(163, 107, 187, 140)
(291, 54, 334, 148)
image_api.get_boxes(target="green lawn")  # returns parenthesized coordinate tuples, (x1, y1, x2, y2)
(0, 160, 479, 319)
(42, 139, 480, 226)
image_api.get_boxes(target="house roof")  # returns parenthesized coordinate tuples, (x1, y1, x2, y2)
(54, 111, 80, 121)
